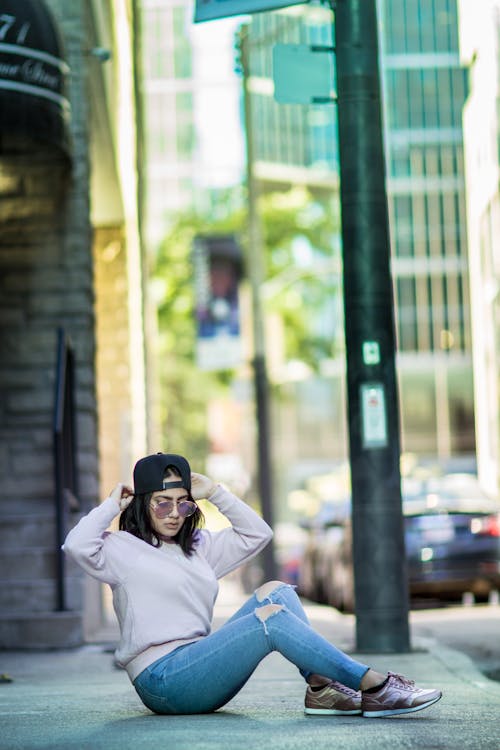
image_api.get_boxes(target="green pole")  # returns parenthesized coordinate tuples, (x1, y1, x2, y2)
(239, 26, 277, 580)
(333, 0, 410, 652)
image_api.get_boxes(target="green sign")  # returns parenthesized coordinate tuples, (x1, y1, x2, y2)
(273, 44, 334, 104)
(194, 1, 306, 23)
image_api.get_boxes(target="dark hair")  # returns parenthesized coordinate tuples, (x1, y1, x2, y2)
(118, 465, 204, 555)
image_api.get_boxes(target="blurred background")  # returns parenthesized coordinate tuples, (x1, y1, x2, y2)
(1, 0, 499, 647)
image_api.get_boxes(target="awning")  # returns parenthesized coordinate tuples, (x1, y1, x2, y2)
(0, 0, 71, 157)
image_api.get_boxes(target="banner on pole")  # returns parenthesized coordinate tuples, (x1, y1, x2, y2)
(194, 0, 306, 23)
(193, 235, 243, 371)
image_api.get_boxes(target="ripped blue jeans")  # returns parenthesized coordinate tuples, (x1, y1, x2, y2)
(133, 582, 369, 714)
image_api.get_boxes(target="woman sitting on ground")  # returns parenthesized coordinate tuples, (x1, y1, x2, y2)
(63, 452, 442, 718)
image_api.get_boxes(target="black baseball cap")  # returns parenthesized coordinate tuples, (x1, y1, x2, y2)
(133, 453, 191, 495)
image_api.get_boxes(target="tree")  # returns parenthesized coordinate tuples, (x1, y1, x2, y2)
(153, 188, 341, 463)
(259, 187, 342, 365)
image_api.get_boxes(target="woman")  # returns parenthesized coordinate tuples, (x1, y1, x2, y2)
(63, 452, 442, 717)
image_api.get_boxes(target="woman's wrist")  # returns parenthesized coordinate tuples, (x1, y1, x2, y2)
(109, 483, 134, 511)
(207, 483, 219, 499)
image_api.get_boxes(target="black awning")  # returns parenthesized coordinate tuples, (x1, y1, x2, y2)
(0, 0, 71, 157)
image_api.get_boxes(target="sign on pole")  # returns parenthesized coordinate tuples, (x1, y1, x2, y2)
(273, 44, 334, 104)
(194, 0, 306, 23)
(193, 235, 243, 371)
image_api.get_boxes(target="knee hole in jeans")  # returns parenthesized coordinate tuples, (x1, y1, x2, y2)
(254, 603, 284, 623)
(255, 580, 288, 602)
(255, 603, 284, 635)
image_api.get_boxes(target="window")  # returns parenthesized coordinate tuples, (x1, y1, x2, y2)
(421, 69, 438, 128)
(396, 277, 418, 350)
(392, 195, 414, 257)
(384, 0, 407, 54)
(448, 367, 475, 452)
(382, 0, 459, 54)
(390, 145, 411, 177)
(143, 8, 171, 78)
(176, 121, 194, 157)
(399, 371, 437, 453)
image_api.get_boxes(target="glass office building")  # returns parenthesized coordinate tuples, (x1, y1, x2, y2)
(248, 6, 338, 188)
(459, 0, 500, 494)
(140, 0, 244, 250)
(247, 0, 475, 461)
(139, 1, 476, 482)
(379, 0, 474, 456)
(140, 0, 196, 248)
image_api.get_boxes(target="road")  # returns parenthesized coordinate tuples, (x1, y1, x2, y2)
(410, 602, 500, 680)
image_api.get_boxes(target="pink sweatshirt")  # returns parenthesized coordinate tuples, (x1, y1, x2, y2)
(63, 485, 273, 681)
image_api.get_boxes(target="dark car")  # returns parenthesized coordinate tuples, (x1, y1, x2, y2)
(298, 474, 500, 610)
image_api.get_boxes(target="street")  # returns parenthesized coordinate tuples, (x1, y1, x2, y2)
(410, 602, 500, 681)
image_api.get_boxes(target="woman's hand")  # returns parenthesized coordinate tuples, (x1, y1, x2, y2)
(109, 483, 134, 511)
(191, 472, 217, 501)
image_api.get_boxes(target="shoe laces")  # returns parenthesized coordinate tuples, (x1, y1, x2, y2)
(387, 672, 415, 689)
(329, 680, 360, 697)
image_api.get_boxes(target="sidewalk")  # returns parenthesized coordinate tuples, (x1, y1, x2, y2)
(1, 581, 499, 750)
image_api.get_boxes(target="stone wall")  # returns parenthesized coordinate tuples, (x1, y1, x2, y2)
(0, 0, 99, 647)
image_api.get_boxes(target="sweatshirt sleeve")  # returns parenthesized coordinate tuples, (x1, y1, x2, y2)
(62, 496, 125, 584)
(198, 485, 273, 578)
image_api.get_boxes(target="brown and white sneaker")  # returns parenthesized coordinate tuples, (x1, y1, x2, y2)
(305, 681, 362, 715)
(362, 672, 442, 718)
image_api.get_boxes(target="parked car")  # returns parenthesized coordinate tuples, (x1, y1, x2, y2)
(297, 474, 500, 610)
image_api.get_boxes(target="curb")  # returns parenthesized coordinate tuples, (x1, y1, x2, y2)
(414, 635, 500, 694)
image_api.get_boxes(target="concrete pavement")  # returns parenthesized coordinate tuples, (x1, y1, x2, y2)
(1, 582, 499, 750)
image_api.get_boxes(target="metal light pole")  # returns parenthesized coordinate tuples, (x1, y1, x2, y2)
(239, 25, 277, 580)
(333, 0, 410, 652)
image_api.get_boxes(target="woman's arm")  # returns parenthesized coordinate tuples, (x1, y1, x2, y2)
(192, 473, 273, 578)
(63, 483, 133, 584)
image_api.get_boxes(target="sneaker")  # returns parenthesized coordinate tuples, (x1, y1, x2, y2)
(305, 681, 362, 715)
(362, 672, 442, 718)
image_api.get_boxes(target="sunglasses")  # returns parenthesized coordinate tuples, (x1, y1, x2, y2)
(151, 499, 198, 519)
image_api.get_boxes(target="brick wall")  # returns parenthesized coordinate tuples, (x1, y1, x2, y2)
(0, 0, 99, 646)
(0, 146, 98, 512)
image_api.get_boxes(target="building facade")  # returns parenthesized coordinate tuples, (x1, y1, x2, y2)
(140, 0, 196, 249)
(140, 0, 243, 250)
(459, 0, 500, 495)
(137, 3, 478, 519)
(245, 1, 475, 489)
(378, 0, 474, 458)
(246, 5, 346, 504)
(0, 0, 147, 647)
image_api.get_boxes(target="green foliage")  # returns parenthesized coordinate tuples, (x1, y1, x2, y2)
(155, 349, 214, 465)
(153, 188, 342, 458)
(259, 188, 342, 363)
(153, 209, 243, 467)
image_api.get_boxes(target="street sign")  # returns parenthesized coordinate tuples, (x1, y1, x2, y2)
(194, 0, 306, 23)
(273, 43, 334, 104)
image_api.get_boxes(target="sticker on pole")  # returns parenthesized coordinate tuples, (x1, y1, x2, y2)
(360, 383, 388, 449)
(362, 341, 380, 365)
